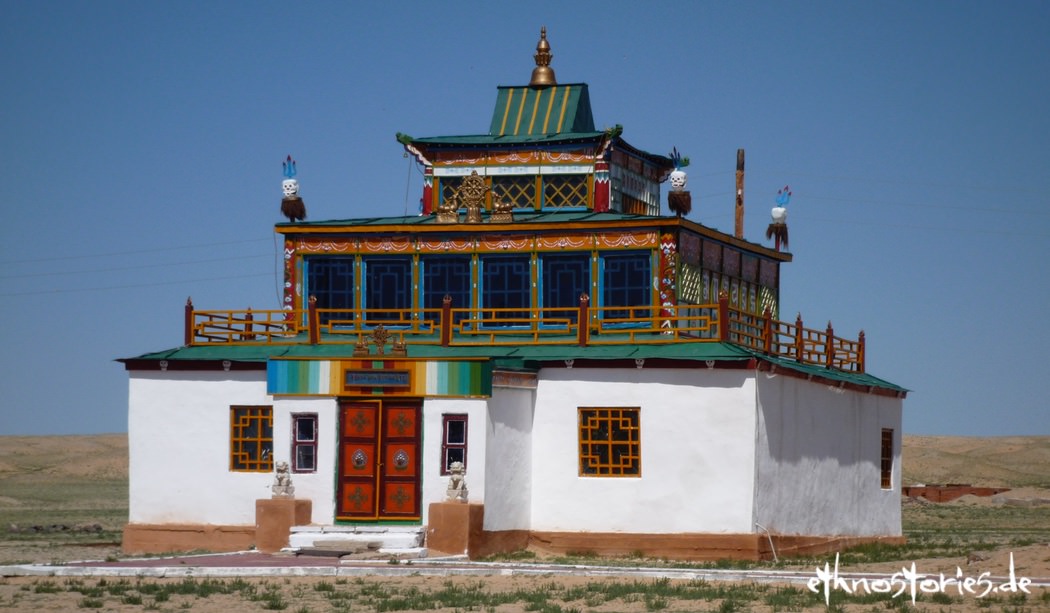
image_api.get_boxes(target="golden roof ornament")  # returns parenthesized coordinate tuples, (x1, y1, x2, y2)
(529, 26, 556, 87)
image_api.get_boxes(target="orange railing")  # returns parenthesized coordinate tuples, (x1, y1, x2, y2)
(183, 293, 865, 372)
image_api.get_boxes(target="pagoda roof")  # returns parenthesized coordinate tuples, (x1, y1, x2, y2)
(489, 83, 594, 136)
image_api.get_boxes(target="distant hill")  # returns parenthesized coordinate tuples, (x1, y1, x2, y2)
(902, 435, 1050, 488)
(1, 433, 1047, 488)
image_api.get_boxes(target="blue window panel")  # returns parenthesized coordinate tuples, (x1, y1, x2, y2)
(307, 257, 355, 325)
(481, 255, 530, 323)
(602, 252, 652, 320)
(422, 255, 471, 323)
(363, 256, 412, 322)
(541, 253, 590, 323)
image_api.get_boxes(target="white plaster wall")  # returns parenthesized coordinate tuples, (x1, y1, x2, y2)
(530, 368, 757, 533)
(128, 371, 274, 526)
(753, 375, 903, 536)
(420, 397, 489, 525)
(271, 397, 339, 524)
(482, 386, 535, 531)
(128, 371, 338, 526)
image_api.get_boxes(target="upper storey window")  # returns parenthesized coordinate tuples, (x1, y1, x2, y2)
(363, 256, 412, 322)
(492, 175, 537, 210)
(601, 251, 651, 320)
(437, 173, 590, 211)
(542, 174, 588, 209)
(480, 254, 531, 322)
(308, 257, 355, 325)
(422, 255, 471, 322)
(541, 253, 590, 323)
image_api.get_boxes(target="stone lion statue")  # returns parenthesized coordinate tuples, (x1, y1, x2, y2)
(271, 461, 295, 498)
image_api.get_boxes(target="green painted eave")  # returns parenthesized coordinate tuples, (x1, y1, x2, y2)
(120, 340, 904, 393)
(406, 131, 606, 147)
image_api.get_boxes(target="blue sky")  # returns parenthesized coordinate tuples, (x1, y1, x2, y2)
(2, 1, 1047, 436)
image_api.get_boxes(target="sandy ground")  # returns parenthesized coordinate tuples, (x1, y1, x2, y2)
(1, 435, 1048, 611)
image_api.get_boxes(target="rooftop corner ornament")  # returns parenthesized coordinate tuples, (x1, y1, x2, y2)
(766, 185, 791, 251)
(667, 147, 692, 218)
(280, 155, 307, 222)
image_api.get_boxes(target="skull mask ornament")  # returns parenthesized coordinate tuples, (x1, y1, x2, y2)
(282, 179, 299, 197)
(669, 169, 688, 192)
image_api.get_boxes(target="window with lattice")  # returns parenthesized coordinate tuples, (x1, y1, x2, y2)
(307, 256, 355, 325)
(481, 254, 531, 323)
(578, 407, 640, 477)
(363, 256, 411, 322)
(230, 406, 273, 472)
(542, 175, 588, 208)
(880, 428, 894, 489)
(602, 251, 651, 320)
(492, 175, 537, 209)
(438, 176, 464, 208)
(541, 253, 590, 323)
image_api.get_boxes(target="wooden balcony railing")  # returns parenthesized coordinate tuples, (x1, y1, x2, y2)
(183, 293, 865, 373)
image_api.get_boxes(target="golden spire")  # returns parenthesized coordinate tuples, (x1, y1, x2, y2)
(529, 26, 556, 87)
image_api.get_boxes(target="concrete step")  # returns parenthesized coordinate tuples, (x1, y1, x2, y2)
(289, 525, 425, 556)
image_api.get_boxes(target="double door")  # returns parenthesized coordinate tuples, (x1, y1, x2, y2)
(337, 400, 421, 521)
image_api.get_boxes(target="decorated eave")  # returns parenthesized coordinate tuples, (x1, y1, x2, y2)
(272, 210, 793, 263)
(398, 128, 673, 175)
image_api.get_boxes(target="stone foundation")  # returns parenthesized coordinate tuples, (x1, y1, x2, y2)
(122, 523, 256, 555)
(527, 532, 906, 561)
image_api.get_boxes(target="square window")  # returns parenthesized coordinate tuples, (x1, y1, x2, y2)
(441, 414, 468, 475)
(292, 413, 318, 473)
(578, 407, 640, 477)
(231, 406, 273, 472)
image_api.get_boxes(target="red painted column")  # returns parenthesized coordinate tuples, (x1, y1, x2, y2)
(593, 160, 609, 212)
(422, 167, 434, 215)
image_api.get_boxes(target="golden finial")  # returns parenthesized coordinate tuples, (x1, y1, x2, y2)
(529, 26, 556, 87)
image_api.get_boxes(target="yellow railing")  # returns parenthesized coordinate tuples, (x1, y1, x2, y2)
(183, 293, 865, 372)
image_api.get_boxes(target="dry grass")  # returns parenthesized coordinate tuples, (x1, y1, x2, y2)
(1, 433, 1048, 612)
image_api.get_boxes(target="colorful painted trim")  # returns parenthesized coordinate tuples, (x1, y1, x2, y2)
(267, 358, 492, 397)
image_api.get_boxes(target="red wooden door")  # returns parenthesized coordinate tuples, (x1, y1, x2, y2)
(337, 400, 421, 521)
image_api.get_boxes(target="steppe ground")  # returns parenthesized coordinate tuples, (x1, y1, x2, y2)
(0, 434, 1048, 612)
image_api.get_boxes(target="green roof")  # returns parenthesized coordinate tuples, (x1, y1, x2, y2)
(120, 340, 905, 393)
(489, 83, 595, 136)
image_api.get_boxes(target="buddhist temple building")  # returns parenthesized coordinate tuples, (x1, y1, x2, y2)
(120, 28, 907, 560)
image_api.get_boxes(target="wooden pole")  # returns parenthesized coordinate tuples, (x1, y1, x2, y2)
(717, 291, 730, 343)
(735, 149, 745, 239)
(762, 306, 773, 355)
(858, 330, 866, 373)
(825, 321, 835, 369)
(308, 296, 319, 345)
(577, 293, 590, 347)
(441, 295, 452, 347)
(794, 313, 804, 363)
(184, 297, 194, 346)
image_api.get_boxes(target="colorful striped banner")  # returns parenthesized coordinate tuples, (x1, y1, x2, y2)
(267, 358, 491, 397)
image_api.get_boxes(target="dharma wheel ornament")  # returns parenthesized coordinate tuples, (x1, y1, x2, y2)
(667, 147, 692, 217)
(766, 185, 791, 251)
